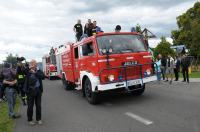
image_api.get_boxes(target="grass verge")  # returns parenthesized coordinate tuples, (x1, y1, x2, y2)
(179, 71, 200, 78)
(0, 97, 20, 132)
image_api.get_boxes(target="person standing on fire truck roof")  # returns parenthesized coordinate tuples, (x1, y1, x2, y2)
(115, 25, 121, 32)
(92, 21, 103, 35)
(73, 19, 83, 41)
(84, 19, 94, 37)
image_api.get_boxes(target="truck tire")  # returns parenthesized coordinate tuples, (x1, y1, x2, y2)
(62, 74, 74, 90)
(84, 78, 99, 104)
(131, 84, 145, 95)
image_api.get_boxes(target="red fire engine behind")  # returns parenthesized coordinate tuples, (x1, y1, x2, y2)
(42, 55, 57, 80)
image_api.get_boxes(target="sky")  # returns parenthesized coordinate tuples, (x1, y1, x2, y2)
(0, 0, 197, 62)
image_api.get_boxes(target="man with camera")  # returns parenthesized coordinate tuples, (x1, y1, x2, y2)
(23, 59, 45, 125)
(16, 57, 27, 105)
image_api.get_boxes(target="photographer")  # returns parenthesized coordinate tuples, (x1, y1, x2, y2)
(1, 63, 20, 118)
(23, 59, 45, 125)
(16, 57, 27, 105)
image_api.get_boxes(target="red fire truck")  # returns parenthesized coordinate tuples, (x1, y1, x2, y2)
(61, 32, 157, 104)
(42, 54, 57, 80)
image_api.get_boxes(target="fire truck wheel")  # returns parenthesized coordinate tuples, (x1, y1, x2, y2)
(62, 75, 74, 90)
(84, 78, 99, 104)
(131, 84, 145, 95)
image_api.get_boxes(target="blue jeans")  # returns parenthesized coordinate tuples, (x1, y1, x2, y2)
(156, 72, 161, 81)
(5, 87, 17, 117)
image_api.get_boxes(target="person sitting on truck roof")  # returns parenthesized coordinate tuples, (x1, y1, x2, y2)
(92, 21, 103, 35)
(115, 25, 121, 32)
(73, 19, 83, 41)
(131, 27, 136, 32)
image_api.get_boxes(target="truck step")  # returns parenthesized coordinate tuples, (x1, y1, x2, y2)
(75, 86, 82, 90)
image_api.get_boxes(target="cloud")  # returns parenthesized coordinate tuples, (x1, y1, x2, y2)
(0, 0, 197, 62)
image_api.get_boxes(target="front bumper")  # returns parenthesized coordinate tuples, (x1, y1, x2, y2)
(97, 75, 157, 91)
(50, 72, 57, 76)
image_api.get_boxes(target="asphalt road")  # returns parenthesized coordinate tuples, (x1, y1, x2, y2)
(15, 80, 200, 132)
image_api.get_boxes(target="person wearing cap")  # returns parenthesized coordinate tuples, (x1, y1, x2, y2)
(1, 63, 20, 118)
(115, 25, 121, 32)
(16, 60, 27, 105)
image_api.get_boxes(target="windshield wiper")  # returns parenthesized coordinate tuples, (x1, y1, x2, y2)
(121, 49, 133, 53)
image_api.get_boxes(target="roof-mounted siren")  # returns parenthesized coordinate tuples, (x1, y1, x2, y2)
(141, 28, 156, 49)
(59, 45, 64, 48)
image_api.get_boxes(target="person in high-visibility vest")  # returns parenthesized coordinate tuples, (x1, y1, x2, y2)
(92, 21, 103, 35)
(16, 61, 27, 105)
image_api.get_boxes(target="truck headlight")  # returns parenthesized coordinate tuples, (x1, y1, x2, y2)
(146, 69, 151, 76)
(108, 75, 115, 82)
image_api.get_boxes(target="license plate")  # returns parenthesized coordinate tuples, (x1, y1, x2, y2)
(123, 61, 138, 66)
(51, 72, 57, 76)
(128, 80, 141, 86)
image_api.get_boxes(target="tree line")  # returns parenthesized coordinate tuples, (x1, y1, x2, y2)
(153, 2, 200, 58)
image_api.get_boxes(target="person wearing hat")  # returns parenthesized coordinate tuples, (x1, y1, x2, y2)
(115, 25, 121, 32)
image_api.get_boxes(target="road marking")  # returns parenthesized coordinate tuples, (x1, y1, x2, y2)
(125, 112, 154, 125)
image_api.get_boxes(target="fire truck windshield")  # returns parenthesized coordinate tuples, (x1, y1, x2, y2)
(97, 34, 146, 55)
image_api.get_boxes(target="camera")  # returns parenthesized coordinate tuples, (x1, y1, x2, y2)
(17, 57, 26, 62)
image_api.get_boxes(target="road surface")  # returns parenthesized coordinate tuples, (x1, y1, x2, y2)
(15, 80, 200, 132)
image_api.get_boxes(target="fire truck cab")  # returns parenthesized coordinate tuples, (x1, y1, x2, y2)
(42, 54, 57, 80)
(61, 32, 157, 104)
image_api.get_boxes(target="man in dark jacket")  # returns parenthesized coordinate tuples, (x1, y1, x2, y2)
(73, 19, 83, 41)
(24, 59, 45, 125)
(174, 56, 181, 81)
(159, 54, 167, 80)
(181, 54, 190, 83)
(1, 63, 20, 118)
(84, 19, 93, 37)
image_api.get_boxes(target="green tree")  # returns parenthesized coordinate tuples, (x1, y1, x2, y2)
(4, 53, 18, 67)
(154, 37, 175, 59)
(171, 2, 200, 57)
(135, 23, 142, 33)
